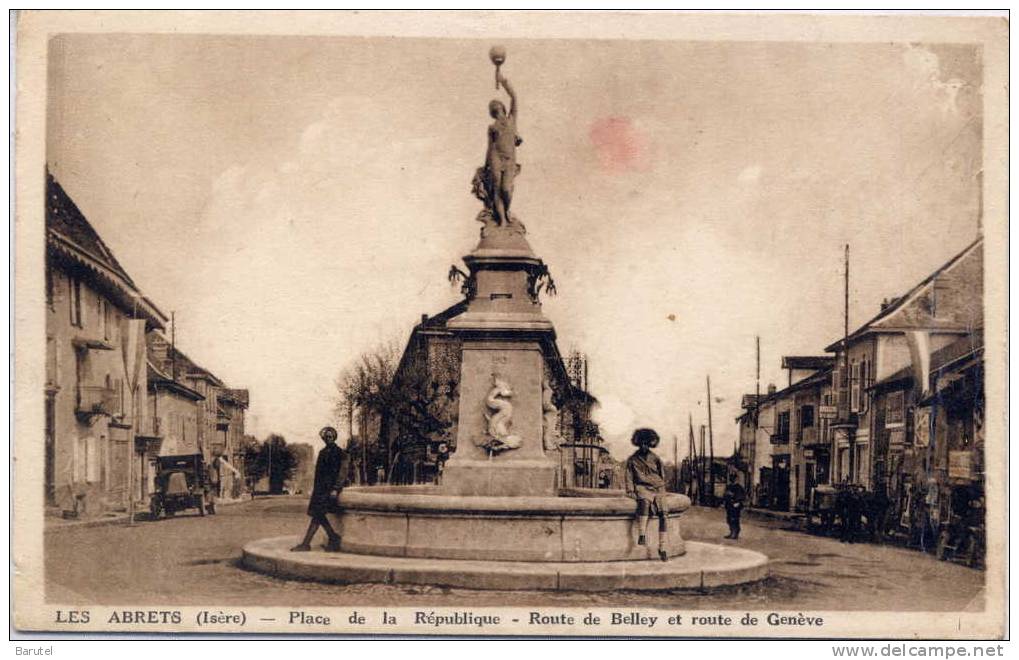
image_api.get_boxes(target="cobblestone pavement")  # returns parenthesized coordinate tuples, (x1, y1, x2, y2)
(44, 497, 984, 611)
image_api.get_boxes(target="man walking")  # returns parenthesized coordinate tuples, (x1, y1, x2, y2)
(291, 426, 348, 552)
(723, 473, 746, 540)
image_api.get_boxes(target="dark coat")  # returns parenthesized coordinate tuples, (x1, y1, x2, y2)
(723, 482, 746, 513)
(307, 443, 348, 517)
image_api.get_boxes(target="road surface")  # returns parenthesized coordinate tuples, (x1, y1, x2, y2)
(44, 496, 984, 610)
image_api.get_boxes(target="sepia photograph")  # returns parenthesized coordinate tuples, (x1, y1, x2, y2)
(11, 10, 1008, 640)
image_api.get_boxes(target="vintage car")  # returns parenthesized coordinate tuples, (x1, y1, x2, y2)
(149, 453, 215, 519)
(805, 484, 838, 534)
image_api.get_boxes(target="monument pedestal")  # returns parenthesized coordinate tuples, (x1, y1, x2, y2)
(442, 220, 560, 497)
(441, 459, 557, 497)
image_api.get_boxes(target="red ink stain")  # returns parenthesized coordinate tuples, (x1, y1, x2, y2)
(589, 116, 645, 173)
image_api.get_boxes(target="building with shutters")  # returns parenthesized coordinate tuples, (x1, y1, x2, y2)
(45, 173, 167, 517)
(824, 237, 983, 490)
(46, 172, 251, 518)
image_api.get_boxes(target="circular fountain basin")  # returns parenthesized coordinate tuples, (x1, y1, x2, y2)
(328, 486, 691, 562)
(243, 486, 769, 591)
(242, 537, 770, 592)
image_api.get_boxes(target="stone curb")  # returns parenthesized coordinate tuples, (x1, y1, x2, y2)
(44, 496, 253, 531)
(242, 536, 770, 592)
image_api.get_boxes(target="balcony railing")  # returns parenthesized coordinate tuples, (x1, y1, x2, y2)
(770, 432, 789, 445)
(830, 393, 858, 428)
(76, 385, 117, 418)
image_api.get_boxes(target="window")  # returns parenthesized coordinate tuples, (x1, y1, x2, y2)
(801, 405, 815, 428)
(45, 393, 56, 504)
(100, 435, 108, 487)
(45, 268, 54, 310)
(859, 359, 870, 413)
(777, 411, 790, 439)
(69, 277, 83, 327)
(886, 391, 905, 426)
(100, 299, 111, 340)
(73, 436, 85, 483)
(85, 436, 99, 483)
(850, 362, 861, 413)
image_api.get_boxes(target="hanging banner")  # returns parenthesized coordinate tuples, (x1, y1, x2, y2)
(905, 330, 931, 396)
(120, 318, 147, 392)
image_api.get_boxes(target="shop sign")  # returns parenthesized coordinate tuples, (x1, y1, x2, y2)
(914, 408, 931, 447)
(819, 405, 838, 420)
(949, 451, 974, 480)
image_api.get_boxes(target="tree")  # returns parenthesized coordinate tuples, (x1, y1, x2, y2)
(334, 340, 402, 484)
(245, 434, 298, 494)
(334, 337, 458, 484)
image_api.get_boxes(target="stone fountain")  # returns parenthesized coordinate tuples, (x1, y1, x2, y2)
(242, 48, 768, 591)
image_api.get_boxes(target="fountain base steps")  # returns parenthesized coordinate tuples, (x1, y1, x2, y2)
(242, 536, 769, 592)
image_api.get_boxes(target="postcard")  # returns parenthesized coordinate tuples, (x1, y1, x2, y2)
(12, 10, 1007, 639)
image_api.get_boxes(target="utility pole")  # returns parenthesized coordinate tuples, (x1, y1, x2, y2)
(844, 243, 854, 484)
(672, 434, 679, 492)
(699, 424, 706, 505)
(170, 311, 176, 381)
(127, 383, 137, 526)
(687, 414, 696, 498)
(707, 375, 716, 505)
(755, 335, 761, 426)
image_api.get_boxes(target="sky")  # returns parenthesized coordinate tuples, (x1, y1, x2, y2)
(46, 34, 983, 460)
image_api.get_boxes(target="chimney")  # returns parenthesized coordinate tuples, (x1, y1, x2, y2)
(420, 313, 428, 325)
(767, 383, 776, 395)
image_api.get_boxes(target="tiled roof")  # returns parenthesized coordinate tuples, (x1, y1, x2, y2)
(754, 367, 833, 407)
(418, 300, 469, 329)
(146, 332, 225, 388)
(46, 172, 135, 287)
(219, 388, 250, 408)
(825, 237, 983, 352)
(782, 356, 836, 371)
(46, 172, 167, 329)
(930, 331, 983, 374)
(147, 360, 205, 401)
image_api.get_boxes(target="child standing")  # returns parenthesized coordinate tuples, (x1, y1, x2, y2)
(624, 428, 669, 561)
